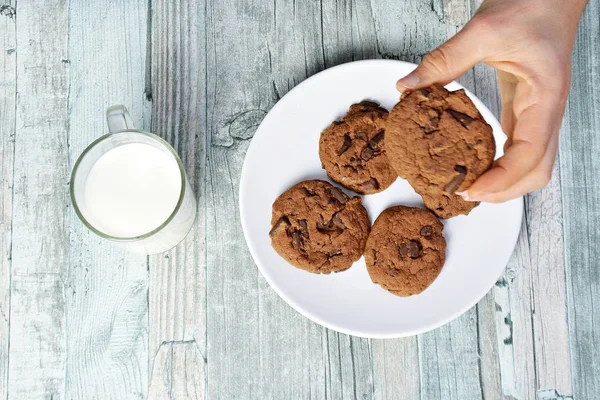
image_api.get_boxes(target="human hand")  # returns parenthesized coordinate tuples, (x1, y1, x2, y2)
(396, 0, 588, 202)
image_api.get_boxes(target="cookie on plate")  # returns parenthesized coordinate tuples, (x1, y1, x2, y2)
(364, 205, 446, 296)
(270, 179, 370, 274)
(319, 101, 396, 194)
(385, 84, 495, 218)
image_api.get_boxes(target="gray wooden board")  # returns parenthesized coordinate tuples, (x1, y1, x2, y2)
(148, 0, 207, 398)
(560, 0, 600, 399)
(7, 0, 70, 398)
(1, 0, 599, 398)
(65, 0, 150, 398)
(0, 1, 16, 399)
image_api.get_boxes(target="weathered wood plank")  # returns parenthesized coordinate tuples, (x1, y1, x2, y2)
(205, 0, 321, 396)
(205, 0, 379, 398)
(493, 237, 536, 400)
(148, 0, 206, 398)
(371, 338, 420, 400)
(0, 2, 16, 398)
(560, 0, 600, 398)
(470, 61, 505, 400)
(64, 1, 151, 399)
(488, 157, 569, 400)
(526, 164, 571, 398)
(489, 80, 570, 400)
(148, 342, 205, 399)
(8, 0, 69, 398)
(477, 292, 504, 400)
(419, 312, 483, 400)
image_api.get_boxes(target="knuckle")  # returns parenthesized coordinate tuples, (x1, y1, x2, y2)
(469, 13, 496, 32)
(422, 47, 453, 77)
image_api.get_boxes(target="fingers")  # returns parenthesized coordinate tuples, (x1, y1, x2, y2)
(497, 70, 518, 144)
(397, 22, 491, 91)
(459, 98, 561, 202)
(466, 132, 558, 203)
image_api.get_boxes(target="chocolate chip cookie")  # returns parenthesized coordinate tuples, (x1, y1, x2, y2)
(319, 101, 396, 194)
(385, 85, 495, 218)
(270, 180, 370, 274)
(364, 206, 446, 296)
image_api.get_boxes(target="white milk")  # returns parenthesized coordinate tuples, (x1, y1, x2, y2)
(82, 143, 182, 238)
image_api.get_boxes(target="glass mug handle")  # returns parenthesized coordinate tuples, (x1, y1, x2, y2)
(106, 104, 135, 133)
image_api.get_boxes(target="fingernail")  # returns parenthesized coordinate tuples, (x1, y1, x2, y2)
(396, 73, 420, 91)
(460, 191, 492, 202)
(455, 191, 470, 201)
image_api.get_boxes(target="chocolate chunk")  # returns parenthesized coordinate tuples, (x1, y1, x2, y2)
(317, 213, 345, 233)
(269, 216, 291, 236)
(420, 225, 433, 238)
(447, 109, 474, 128)
(317, 220, 334, 232)
(444, 173, 466, 194)
(418, 88, 431, 96)
(368, 131, 385, 149)
(329, 187, 348, 204)
(360, 178, 379, 192)
(291, 231, 303, 250)
(355, 132, 368, 141)
(454, 165, 467, 174)
(298, 219, 308, 234)
(302, 187, 316, 197)
(423, 108, 440, 133)
(408, 240, 423, 259)
(331, 213, 345, 231)
(337, 134, 352, 156)
(444, 165, 468, 194)
(360, 147, 374, 161)
(399, 242, 409, 258)
(424, 116, 439, 134)
(399, 240, 423, 259)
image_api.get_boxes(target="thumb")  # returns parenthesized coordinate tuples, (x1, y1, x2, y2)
(397, 22, 488, 91)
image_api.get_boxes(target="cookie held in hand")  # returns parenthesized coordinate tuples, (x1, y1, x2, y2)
(270, 180, 370, 274)
(385, 84, 495, 218)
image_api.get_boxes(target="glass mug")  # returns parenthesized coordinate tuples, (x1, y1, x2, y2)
(70, 105, 197, 254)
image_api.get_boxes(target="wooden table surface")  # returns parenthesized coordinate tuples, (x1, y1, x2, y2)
(1, 0, 599, 399)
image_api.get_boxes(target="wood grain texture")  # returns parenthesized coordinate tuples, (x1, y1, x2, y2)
(494, 227, 536, 400)
(419, 312, 483, 400)
(64, 1, 151, 399)
(0, 2, 16, 398)
(148, 0, 206, 398)
(469, 61, 505, 400)
(526, 164, 571, 397)
(205, 0, 378, 398)
(476, 292, 504, 400)
(7, 0, 69, 398)
(371, 338, 420, 400)
(489, 96, 571, 400)
(205, 0, 323, 397)
(2, 0, 596, 398)
(148, 342, 205, 400)
(560, 0, 600, 398)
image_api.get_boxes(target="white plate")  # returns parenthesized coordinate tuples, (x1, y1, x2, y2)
(239, 60, 523, 338)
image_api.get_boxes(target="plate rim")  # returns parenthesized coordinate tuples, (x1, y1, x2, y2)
(239, 59, 524, 339)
